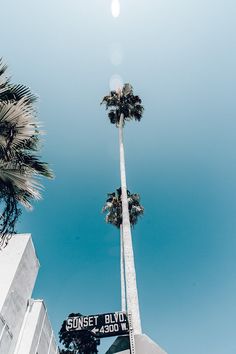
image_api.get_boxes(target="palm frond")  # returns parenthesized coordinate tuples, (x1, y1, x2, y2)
(0, 59, 8, 78)
(102, 187, 144, 229)
(101, 83, 144, 126)
(0, 84, 37, 105)
(0, 59, 36, 104)
(0, 100, 36, 153)
(0, 191, 21, 248)
(0, 59, 53, 243)
(0, 162, 42, 204)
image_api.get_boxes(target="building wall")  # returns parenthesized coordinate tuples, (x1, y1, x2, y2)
(15, 300, 58, 354)
(0, 234, 58, 354)
(0, 234, 39, 354)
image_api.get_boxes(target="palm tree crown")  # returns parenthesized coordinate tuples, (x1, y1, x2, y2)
(0, 59, 53, 247)
(102, 187, 144, 228)
(101, 83, 144, 126)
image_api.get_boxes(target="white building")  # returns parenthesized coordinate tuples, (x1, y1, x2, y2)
(0, 234, 58, 354)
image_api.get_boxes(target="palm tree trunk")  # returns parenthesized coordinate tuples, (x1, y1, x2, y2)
(119, 113, 142, 334)
(120, 225, 126, 312)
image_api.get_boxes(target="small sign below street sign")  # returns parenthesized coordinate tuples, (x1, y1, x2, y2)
(66, 312, 129, 338)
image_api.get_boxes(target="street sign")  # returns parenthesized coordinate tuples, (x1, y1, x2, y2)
(66, 311, 129, 338)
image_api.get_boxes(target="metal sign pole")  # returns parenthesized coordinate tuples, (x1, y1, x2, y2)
(128, 313, 136, 354)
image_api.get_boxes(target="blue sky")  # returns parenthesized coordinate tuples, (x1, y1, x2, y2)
(2, 0, 236, 353)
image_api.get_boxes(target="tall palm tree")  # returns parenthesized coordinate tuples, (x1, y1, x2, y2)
(0, 59, 53, 248)
(101, 84, 144, 334)
(102, 187, 144, 313)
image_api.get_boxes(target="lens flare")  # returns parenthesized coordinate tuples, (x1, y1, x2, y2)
(110, 43, 123, 66)
(111, 0, 120, 18)
(109, 74, 123, 91)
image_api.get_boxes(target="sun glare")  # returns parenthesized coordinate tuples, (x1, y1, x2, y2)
(111, 0, 120, 18)
(109, 74, 123, 91)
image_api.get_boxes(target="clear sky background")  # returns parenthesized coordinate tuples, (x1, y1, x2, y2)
(2, 0, 236, 353)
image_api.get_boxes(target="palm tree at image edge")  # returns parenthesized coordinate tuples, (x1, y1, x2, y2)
(0, 59, 53, 248)
(101, 83, 144, 334)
